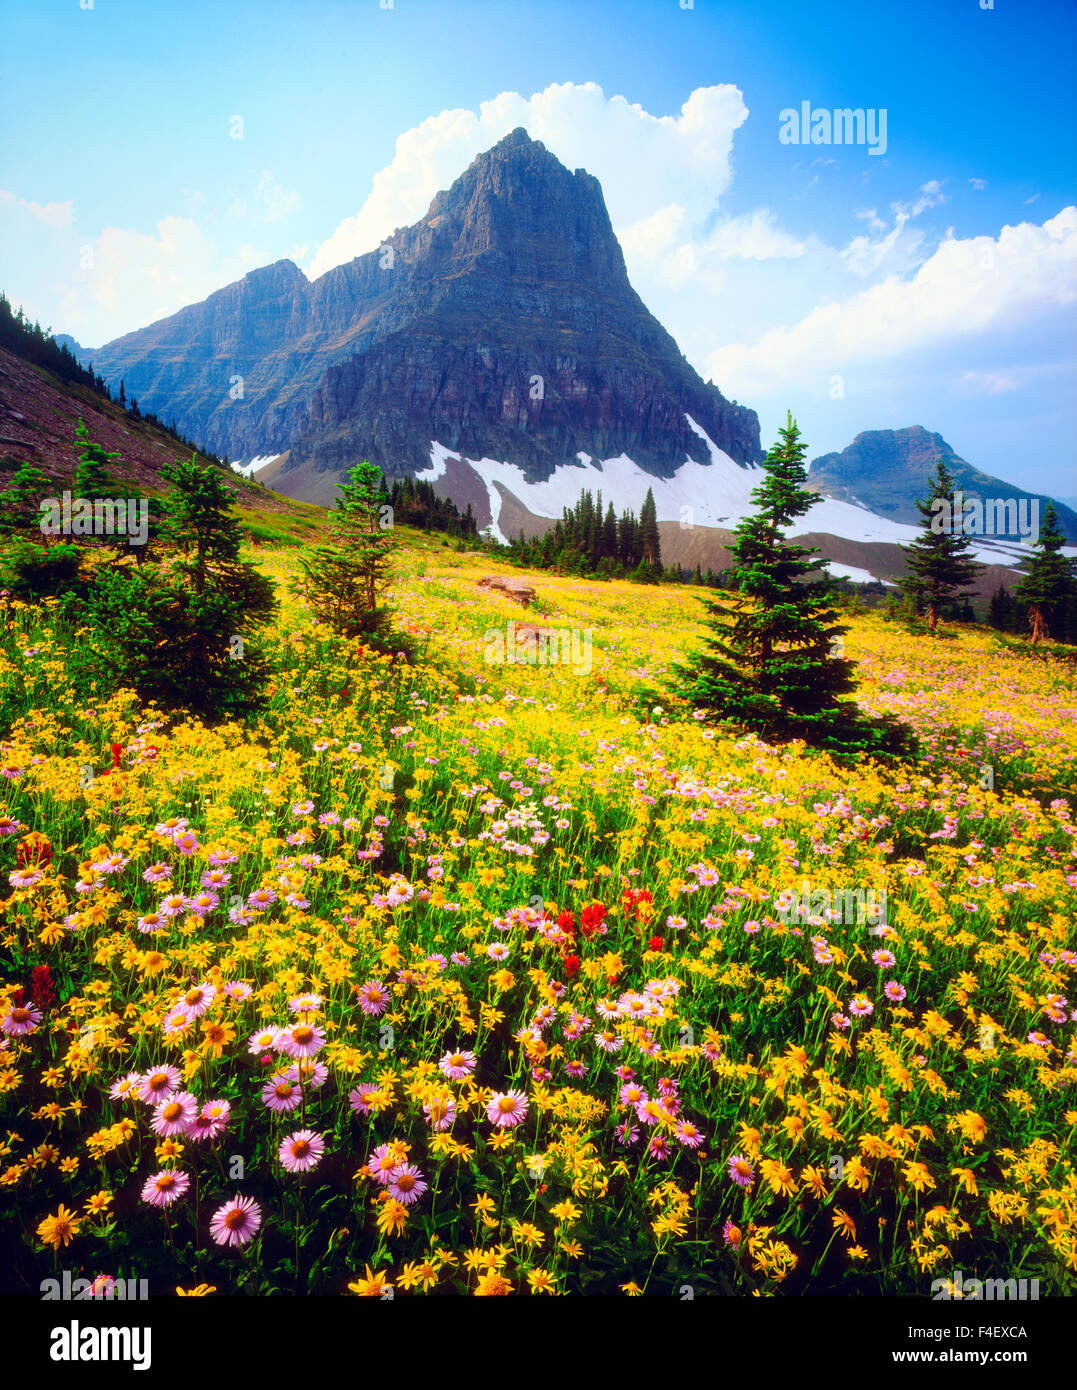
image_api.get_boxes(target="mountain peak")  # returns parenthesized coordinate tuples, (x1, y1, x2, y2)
(84, 132, 762, 482)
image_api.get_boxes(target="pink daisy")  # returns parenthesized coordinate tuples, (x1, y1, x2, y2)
(486, 1089, 529, 1128)
(674, 1120, 704, 1149)
(177, 982, 216, 1018)
(209, 1194, 262, 1248)
(423, 1096, 456, 1131)
(2, 1004, 41, 1036)
(278, 1021, 326, 1059)
(279, 1129, 325, 1173)
(261, 1077, 303, 1112)
(369, 1143, 406, 1185)
(108, 1072, 142, 1102)
(884, 981, 907, 1002)
(141, 1169, 190, 1208)
(248, 1026, 281, 1055)
(138, 1065, 182, 1105)
(388, 1164, 427, 1205)
(356, 981, 389, 1016)
(438, 1049, 476, 1081)
(151, 1091, 198, 1137)
(728, 1154, 755, 1187)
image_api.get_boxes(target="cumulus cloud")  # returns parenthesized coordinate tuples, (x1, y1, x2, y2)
(706, 208, 1077, 399)
(307, 82, 749, 279)
(0, 189, 74, 229)
(55, 216, 269, 345)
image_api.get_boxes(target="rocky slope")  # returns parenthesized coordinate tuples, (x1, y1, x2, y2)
(82, 129, 762, 487)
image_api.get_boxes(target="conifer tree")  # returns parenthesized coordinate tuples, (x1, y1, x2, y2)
(292, 460, 398, 637)
(638, 487, 662, 578)
(0, 460, 53, 540)
(674, 412, 912, 761)
(1014, 502, 1073, 643)
(73, 417, 119, 500)
(899, 461, 983, 631)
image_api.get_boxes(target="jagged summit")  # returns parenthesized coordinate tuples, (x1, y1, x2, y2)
(83, 133, 762, 486)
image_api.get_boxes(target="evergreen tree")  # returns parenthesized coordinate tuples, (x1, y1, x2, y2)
(1014, 502, 1073, 644)
(0, 460, 53, 541)
(674, 412, 912, 761)
(638, 487, 662, 578)
(73, 417, 119, 501)
(292, 460, 399, 637)
(71, 453, 276, 718)
(987, 583, 1015, 632)
(899, 461, 983, 632)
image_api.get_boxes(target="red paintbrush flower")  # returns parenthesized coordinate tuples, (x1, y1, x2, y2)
(17, 834, 52, 870)
(648, 936, 664, 953)
(31, 964, 57, 1012)
(579, 902, 607, 938)
(562, 954, 581, 978)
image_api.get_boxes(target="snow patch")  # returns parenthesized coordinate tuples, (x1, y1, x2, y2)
(231, 454, 282, 478)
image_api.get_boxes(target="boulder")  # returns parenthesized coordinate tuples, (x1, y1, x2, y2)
(477, 574, 536, 606)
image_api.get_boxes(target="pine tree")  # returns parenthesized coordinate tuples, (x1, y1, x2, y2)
(0, 460, 54, 541)
(73, 417, 119, 500)
(638, 487, 662, 578)
(73, 453, 276, 718)
(899, 461, 983, 632)
(292, 460, 398, 637)
(1014, 502, 1074, 643)
(987, 583, 1015, 632)
(674, 412, 912, 761)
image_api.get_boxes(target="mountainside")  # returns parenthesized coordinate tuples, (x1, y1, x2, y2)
(0, 343, 326, 540)
(83, 129, 762, 485)
(809, 426, 1077, 541)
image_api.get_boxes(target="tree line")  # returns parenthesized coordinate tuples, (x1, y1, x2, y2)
(508, 486, 664, 583)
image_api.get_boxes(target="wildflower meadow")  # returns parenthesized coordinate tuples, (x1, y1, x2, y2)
(1, 539, 1074, 1301)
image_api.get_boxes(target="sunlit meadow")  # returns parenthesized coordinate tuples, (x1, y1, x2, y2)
(1, 538, 1074, 1297)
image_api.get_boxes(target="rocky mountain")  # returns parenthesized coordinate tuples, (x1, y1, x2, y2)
(83, 129, 762, 487)
(809, 426, 1077, 542)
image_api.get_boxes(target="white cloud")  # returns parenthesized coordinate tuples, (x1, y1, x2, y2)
(307, 82, 749, 279)
(55, 216, 270, 345)
(0, 189, 74, 229)
(254, 171, 300, 222)
(706, 207, 1077, 399)
(969, 178, 987, 191)
(958, 369, 1018, 395)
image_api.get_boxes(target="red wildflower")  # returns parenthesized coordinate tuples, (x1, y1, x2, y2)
(562, 954, 581, 978)
(579, 902, 607, 938)
(17, 835, 52, 870)
(31, 964, 57, 1012)
(648, 936, 664, 953)
(621, 888, 654, 921)
(110, 743, 123, 766)
(556, 910, 575, 932)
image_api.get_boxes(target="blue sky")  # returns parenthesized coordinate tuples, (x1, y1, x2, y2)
(1, 0, 1074, 492)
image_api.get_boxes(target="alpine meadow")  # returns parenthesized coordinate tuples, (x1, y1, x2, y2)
(0, 0, 1074, 1354)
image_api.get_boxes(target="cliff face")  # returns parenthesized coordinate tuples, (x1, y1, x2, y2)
(809, 427, 1077, 540)
(85, 128, 762, 486)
